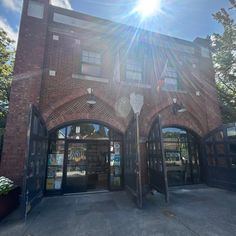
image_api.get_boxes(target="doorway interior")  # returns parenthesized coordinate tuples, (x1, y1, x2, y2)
(45, 122, 123, 195)
(64, 140, 109, 193)
(162, 127, 202, 186)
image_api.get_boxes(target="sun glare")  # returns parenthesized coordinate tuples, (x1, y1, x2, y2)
(135, 0, 161, 18)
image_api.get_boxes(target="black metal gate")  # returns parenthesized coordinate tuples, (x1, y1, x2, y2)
(23, 105, 48, 216)
(124, 118, 142, 207)
(147, 115, 169, 202)
(202, 123, 236, 191)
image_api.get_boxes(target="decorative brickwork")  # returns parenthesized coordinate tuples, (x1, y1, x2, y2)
(44, 95, 126, 133)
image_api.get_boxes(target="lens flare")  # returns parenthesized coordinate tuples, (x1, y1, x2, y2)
(135, 0, 161, 17)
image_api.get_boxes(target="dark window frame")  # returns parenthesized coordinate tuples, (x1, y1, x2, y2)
(162, 61, 181, 91)
(125, 55, 144, 82)
(80, 49, 102, 77)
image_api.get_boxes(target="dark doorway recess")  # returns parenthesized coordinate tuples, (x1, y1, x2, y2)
(162, 127, 202, 186)
(203, 123, 236, 191)
(148, 116, 202, 199)
(64, 140, 109, 193)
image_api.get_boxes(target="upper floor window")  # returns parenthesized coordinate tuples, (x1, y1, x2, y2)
(81, 50, 102, 77)
(162, 61, 180, 91)
(201, 47, 210, 58)
(27, 0, 44, 19)
(126, 58, 143, 82)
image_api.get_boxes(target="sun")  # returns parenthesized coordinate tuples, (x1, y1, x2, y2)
(135, 0, 161, 18)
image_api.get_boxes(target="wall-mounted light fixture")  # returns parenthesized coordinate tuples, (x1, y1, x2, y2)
(86, 88, 96, 107)
(172, 98, 187, 115)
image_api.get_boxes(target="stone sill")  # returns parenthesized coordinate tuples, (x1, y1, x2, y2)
(161, 88, 188, 94)
(119, 81, 151, 89)
(72, 74, 109, 83)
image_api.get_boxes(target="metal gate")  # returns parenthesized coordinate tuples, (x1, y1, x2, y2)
(202, 123, 236, 191)
(23, 105, 48, 216)
(124, 117, 142, 207)
(147, 115, 169, 202)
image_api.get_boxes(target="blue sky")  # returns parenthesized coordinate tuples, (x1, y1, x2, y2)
(0, 0, 235, 45)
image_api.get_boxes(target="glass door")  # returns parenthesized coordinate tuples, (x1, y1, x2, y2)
(64, 141, 110, 193)
(86, 141, 109, 191)
(64, 142, 88, 193)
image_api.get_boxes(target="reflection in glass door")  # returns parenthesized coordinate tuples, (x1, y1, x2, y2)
(46, 122, 124, 195)
(65, 142, 88, 193)
(64, 141, 110, 193)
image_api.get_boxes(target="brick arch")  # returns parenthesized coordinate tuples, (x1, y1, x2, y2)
(142, 104, 205, 137)
(43, 94, 126, 133)
(42, 89, 116, 119)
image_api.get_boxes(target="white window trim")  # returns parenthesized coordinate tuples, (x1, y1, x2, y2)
(72, 74, 108, 83)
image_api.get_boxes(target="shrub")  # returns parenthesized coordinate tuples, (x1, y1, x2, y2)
(0, 176, 14, 195)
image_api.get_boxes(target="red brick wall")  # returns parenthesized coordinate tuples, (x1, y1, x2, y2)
(1, 4, 222, 188)
(0, 0, 50, 186)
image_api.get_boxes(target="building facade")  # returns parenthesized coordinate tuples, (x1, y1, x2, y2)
(0, 0, 222, 203)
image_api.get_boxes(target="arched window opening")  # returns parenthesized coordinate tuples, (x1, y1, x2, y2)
(46, 121, 123, 194)
(148, 123, 202, 187)
(162, 127, 201, 186)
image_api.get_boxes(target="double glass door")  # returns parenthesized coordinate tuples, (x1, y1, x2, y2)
(64, 141, 110, 193)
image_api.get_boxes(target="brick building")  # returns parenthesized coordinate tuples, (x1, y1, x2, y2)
(0, 0, 222, 207)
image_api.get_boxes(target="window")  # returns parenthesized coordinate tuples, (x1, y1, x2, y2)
(201, 47, 210, 58)
(158, 127, 200, 186)
(227, 127, 236, 138)
(81, 50, 102, 77)
(27, 0, 44, 19)
(162, 62, 180, 91)
(163, 78, 178, 91)
(125, 58, 143, 82)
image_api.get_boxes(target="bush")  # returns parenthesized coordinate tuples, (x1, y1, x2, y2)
(0, 176, 14, 195)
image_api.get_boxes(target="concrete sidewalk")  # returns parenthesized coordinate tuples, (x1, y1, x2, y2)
(0, 185, 236, 236)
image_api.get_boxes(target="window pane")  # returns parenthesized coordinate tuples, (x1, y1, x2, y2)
(166, 68, 177, 78)
(227, 127, 236, 138)
(126, 57, 143, 81)
(81, 63, 101, 77)
(82, 50, 101, 65)
(27, 0, 44, 19)
(82, 50, 89, 56)
(46, 140, 65, 190)
(163, 78, 178, 91)
(110, 141, 122, 189)
(67, 123, 109, 140)
(126, 71, 142, 81)
(162, 127, 187, 142)
(58, 128, 66, 139)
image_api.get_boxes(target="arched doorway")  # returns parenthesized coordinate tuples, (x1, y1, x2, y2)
(45, 121, 123, 194)
(162, 127, 202, 186)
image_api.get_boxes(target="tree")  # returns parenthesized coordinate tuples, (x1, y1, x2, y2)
(211, 0, 236, 123)
(0, 28, 15, 128)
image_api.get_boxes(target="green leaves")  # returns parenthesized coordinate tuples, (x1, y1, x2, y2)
(0, 176, 14, 195)
(0, 28, 15, 128)
(211, 0, 236, 123)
